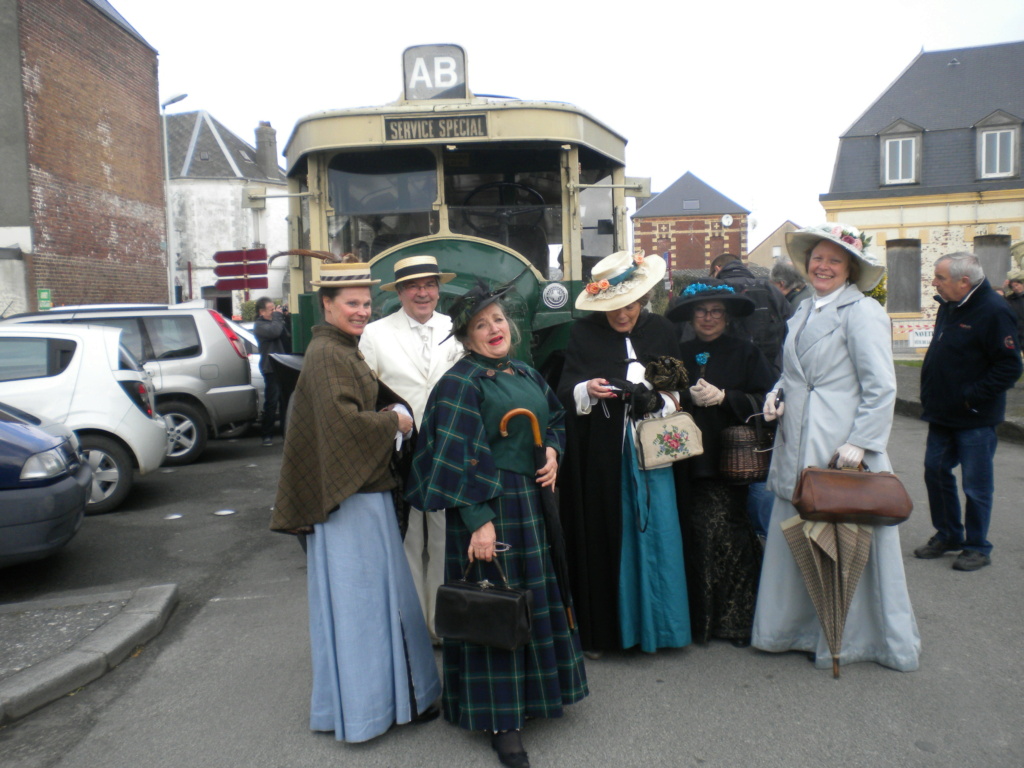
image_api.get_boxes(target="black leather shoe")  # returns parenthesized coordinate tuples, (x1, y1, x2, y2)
(913, 536, 961, 559)
(492, 730, 530, 768)
(730, 637, 751, 648)
(411, 701, 440, 725)
(952, 550, 991, 571)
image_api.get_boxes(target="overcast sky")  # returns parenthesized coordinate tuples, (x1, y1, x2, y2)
(110, 0, 1024, 249)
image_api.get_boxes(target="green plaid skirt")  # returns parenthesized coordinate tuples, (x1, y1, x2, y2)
(442, 470, 588, 732)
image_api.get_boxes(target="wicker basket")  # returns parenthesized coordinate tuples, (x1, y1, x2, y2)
(718, 395, 774, 484)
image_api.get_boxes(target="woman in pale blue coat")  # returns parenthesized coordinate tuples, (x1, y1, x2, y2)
(751, 224, 921, 672)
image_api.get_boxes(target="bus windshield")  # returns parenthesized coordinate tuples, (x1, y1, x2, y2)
(327, 147, 439, 260)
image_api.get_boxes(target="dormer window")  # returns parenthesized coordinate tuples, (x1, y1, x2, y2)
(885, 138, 916, 183)
(975, 111, 1021, 180)
(879, 119, 922, 186)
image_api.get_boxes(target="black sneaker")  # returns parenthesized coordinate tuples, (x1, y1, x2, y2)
(952, 550, 991, 571)
(913, 536, 961, 559)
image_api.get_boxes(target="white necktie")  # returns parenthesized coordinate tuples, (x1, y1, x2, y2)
(419, 325, 431, 371)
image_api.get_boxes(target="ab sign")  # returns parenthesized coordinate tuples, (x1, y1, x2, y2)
(403, 44, 467, 100)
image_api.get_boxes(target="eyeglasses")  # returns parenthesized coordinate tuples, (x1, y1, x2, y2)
(693, 307, 726, 319)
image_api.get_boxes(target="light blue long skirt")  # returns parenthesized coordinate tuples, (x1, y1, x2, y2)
(307, 491, 442, 741)
(751, 496, 921, 672)
(618, 437, 692, 652)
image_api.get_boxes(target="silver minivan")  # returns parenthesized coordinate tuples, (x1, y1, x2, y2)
(2, 303, 258, 465)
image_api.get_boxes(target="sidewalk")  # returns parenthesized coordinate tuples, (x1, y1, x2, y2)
(0, 584, 178, 724)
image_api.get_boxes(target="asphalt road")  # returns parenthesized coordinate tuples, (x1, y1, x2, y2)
(1, 417, 1022, 768)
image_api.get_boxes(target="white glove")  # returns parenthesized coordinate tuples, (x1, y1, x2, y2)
(835, 442, 865, 468)
(689, 378, 725, 407)
(763, 391, 784, 422)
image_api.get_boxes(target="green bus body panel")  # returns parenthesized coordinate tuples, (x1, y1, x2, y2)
(291, 237, 590, 373)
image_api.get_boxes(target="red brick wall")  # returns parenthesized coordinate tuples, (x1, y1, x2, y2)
(19, 0, 166, 306)
(633, 215, 749, 272)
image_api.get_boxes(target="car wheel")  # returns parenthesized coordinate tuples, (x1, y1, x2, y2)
(80, 435, 133, 515)
(158, 401, 208, 466)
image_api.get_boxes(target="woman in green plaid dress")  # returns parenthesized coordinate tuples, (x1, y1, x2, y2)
(408, 284, 588, 768)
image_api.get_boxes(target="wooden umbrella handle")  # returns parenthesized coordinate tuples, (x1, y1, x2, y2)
(499, 408, 542, 446)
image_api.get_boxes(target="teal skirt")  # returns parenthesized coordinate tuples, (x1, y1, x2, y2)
(618, 435, 692, 652)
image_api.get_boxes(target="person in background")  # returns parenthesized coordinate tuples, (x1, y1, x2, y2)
(253, 296, 291, 447)
(360, 255, 463, 642)
(558, 250, 691, 657)
(667, 281, 773, 648)
(1003, 275, 1024, 360)
(408, 282, 587, 768)
(770, 261, 812, 308)
(914, 253, 1023, 571)
(752, 223, 920, 673)
(270, 262, 440, 742)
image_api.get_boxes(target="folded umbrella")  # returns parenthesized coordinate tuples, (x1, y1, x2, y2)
(500, 408, 576, 630)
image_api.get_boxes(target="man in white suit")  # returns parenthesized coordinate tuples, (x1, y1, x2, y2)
(360, 255, 462, 643)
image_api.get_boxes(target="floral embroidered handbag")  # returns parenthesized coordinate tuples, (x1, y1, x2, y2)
(635, 391, 703, 470)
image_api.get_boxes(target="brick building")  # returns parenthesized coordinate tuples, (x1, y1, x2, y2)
(632, 171, 749, 274)
(0, 0, 165, 313)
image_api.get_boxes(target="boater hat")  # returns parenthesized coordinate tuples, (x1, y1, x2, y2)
(574, 250, 666, 311)
(785, 223, 885, 293)
(665, 280, 755, 322)
(310, 261, 380, 287)
(379, 255, 456, 291)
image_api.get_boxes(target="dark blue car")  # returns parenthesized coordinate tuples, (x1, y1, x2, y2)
(0, 402, 91, 567)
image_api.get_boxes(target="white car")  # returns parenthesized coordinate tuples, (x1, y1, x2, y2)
(0, 324, 167, 513)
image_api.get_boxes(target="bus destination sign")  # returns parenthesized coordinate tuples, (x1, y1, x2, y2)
(385, 115, 488, 142)
(403, 44, 467, 100)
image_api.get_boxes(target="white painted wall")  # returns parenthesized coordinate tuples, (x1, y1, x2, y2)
(169, 178, 290, 315)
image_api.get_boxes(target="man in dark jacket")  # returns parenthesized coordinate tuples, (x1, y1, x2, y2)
(1005, 276, 1024, 352)
(710, 254, 792, 379)
(916, 252, 1022, 571)
(253, 296, 292, 446)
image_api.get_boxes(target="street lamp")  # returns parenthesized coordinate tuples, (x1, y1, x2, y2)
(161, 93, 187, 304)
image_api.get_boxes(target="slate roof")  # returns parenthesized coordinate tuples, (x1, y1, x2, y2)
(823, 40, 1024, 201)
(166, 111, 285, 183)
(86, 0, 153, 50)
(633, 171, 749, 219)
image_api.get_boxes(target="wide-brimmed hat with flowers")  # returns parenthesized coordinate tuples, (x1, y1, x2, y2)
(786, 223, 885, 293)
(310, 261, 380, 287)
(379, 254, 456, 291)
(665, 280, 755, 322)
(575, 250, 666, 311)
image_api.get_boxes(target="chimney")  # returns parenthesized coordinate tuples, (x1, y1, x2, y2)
(255, 121, 280, 178)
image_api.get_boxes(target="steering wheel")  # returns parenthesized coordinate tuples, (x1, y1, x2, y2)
(462, 182, 547, 238)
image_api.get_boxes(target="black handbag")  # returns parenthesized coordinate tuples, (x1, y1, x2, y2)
(434, 556, 533, 650)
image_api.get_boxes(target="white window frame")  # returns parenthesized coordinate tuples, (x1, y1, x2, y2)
(884, 137, 917, 184)
(980, 128, 1015, 179)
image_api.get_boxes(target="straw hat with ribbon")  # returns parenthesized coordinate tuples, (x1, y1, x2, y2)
(310, 262, 380, 287)
(379, 254, 456, 292)
(785, 223, 884, 293)
(575, 250, 666, 311)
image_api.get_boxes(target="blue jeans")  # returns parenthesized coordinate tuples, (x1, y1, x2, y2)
(746, 480, 773, 539)
(923, 423, 997, 556)
(261, 372, 280, 439)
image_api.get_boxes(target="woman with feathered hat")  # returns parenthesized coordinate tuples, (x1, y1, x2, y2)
(408, 280, 587, 768)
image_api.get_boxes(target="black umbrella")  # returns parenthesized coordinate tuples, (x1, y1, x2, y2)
(499, 408, 576, 630)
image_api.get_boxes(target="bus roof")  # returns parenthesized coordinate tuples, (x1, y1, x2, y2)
(283, 97, 628, 175)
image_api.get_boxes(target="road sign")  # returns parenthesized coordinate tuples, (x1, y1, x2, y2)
(212, 248, 268, 264)
(213, 262, 268, 278)
(214, 277, 269, 291)
(37, 288, 52, 310)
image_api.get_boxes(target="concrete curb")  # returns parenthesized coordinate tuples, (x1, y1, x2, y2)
(0, 584, 178, 724)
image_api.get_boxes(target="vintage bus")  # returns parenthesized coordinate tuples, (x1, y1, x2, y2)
(277, 44, 647, 377)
